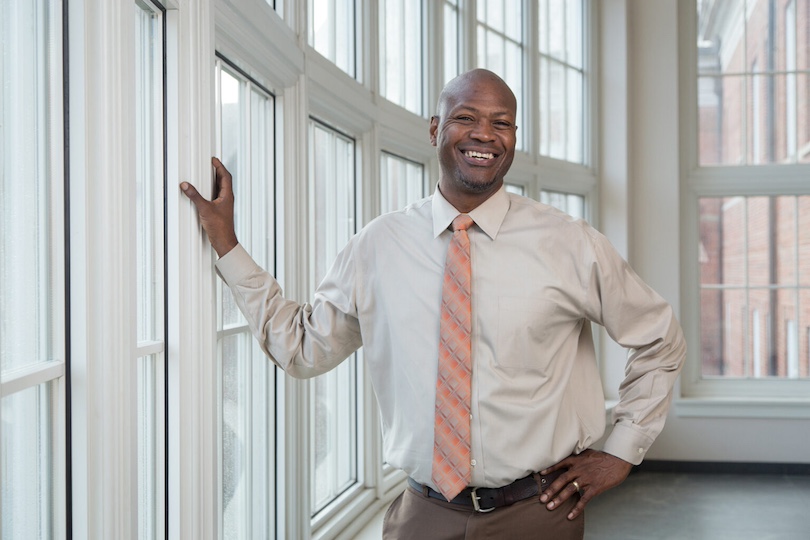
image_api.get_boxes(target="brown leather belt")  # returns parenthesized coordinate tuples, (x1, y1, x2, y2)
(407, 469, 564, 513)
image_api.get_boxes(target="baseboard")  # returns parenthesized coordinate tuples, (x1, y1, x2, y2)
(636, 460, 810, 475)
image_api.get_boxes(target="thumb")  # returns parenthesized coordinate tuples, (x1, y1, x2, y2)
(180, 181, 208, 207)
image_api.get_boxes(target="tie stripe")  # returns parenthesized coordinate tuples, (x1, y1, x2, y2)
(432, 214, 474, 501)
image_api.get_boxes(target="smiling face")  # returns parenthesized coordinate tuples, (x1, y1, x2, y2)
(430, 69, 517, 212)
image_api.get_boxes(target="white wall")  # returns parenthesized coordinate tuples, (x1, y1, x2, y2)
(620, 0, 810, 464)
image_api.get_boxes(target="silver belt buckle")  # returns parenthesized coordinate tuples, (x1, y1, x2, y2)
(470, 487, 495, 513)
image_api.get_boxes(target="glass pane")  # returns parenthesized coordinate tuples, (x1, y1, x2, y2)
(699, 196, 810, 379)
(309, 120, 358, 515)
(1, 383, 53, 539)
(696, 0, 810, 166)
(135, 0, 163, 344)
(799, 288, 810, 378)
(219, 68, 246, 328)
(443, 1, 459, 84)
(505, 183, 524, 195)
(380, 0, 422, 115)
(697, 0, 744, 76)
(222, 333, 248, 539)
(700, 288, 726, 376)
(137, 355, 158, 540)
(797, 74, 810, 163)
(566, 67, 583, 163)
(381, 153, 424, 214)
(800, 196, 810, 286)
(309, 0, 356, 78)
(541, 190, 584, 219)
(547, 0, 564, 58)
(1, 0, 60, 374)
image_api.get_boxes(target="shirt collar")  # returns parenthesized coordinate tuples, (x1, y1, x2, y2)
(431, 183, 510, 240)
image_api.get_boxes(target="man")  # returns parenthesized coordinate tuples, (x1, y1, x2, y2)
(181, 69, 685, 539)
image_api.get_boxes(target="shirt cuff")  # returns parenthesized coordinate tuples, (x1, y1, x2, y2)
(600, 422, 655, 465)
(214, 243, 262, 286)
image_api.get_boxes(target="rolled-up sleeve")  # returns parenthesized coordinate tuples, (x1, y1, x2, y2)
(216, 242, 363, 379)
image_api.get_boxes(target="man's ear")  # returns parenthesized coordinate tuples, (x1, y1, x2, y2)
(429, 116, 439, 147)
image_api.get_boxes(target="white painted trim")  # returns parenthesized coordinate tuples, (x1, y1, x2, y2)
(166, 1, 218, 539)
(675, 398, 810, 419)
(0, 362, 65, 399)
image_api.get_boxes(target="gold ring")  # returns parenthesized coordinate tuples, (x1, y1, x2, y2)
(572, 481, 581, 492)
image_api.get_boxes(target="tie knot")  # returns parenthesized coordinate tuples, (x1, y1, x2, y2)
(452, 214, 474, 232)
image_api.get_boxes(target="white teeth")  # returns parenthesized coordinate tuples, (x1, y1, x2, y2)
(465, 150, 494, 160)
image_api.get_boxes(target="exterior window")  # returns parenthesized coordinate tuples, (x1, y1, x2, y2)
(309, 0, 356, 78)
(697, 0, 810, 165)
(538, 0, 585, 164)
(216, 59, 277, 539)
(785, 0, 797, 158)
(541, 189, 585, 219)
(1, 0, 65, 537)
(505, 183, 525, 196)
(134, 1, 166, 537)
(444, 0, 460, 84)
(379, 0, 423, 115)
(380, 152, 425, 213)
(689, 0, 810, 396)
(698, 196, 810, 379)
(476, 0, 525, 150)
(309, 120, 358, 516)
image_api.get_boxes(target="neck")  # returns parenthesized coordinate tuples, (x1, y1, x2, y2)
(437, 181, 501, 214)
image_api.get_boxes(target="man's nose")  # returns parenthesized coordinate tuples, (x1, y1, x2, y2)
(470, 120, 495, 141)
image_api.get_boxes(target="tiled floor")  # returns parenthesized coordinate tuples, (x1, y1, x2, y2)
(354, 471, 810, 539)
(584, 471, 810, 540)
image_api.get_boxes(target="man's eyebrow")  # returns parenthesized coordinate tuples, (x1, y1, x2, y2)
(451, 105, 514, 117)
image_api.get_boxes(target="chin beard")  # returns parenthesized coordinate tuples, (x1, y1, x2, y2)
(459, 175, 499, 193)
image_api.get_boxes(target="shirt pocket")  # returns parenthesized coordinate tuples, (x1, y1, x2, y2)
(495, 296, 558, 372)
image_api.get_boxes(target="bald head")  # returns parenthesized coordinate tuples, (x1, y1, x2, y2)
(436, 69, 517, 119)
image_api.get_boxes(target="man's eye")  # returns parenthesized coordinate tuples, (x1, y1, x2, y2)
(494, 121, 513, 128)
(457, 116, 474, 122)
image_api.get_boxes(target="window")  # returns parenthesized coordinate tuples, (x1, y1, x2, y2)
(538, 0, 585, 164)
(444, 0, 460, 84)
(308, 120, 359, 517)
(687, 0, 810, 398)
(1, 0, 65, 538)
(476, 0, 525, 150)
(505, 183, 525, 196)
(134, 1, 166, 537)
(380, 152, 425, 213)
(698, 196, 810, 380)
(697, 0, 810, 165)
(379, 0, 423, 115)
(309, 0, 356, 78)
(215, 58, 278, 539)
(541, 189, 585, 219)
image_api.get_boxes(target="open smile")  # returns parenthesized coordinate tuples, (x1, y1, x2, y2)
(460, 148, 499, 165)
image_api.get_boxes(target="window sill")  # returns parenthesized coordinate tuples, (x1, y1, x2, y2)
(674, 398, 810, 419)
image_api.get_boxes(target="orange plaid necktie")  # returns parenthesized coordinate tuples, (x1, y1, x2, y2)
(432, 214, 474, 501)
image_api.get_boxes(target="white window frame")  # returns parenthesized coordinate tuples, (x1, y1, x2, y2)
(678, 0, 810, 413)
(0, 0, 66, 537)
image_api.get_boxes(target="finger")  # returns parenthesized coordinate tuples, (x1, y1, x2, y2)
(543, 480, 580, 510)
(567, 493, 589, 520)
(180, 182, 209, 207)
(211, 157, 233, 199)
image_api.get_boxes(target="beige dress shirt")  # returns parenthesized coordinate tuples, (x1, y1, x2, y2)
(216, 185, 686, 490)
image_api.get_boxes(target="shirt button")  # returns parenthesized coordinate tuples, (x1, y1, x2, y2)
(638, 448, 644, 454)
(471, 459, 477, 466)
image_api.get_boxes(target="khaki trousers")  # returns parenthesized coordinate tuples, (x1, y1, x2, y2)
(382, 478, 585, 540)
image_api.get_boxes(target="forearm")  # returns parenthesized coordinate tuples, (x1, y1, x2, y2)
(216, 244, 362, 378)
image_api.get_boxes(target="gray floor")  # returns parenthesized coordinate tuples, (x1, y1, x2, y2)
(584, 471, 810, 540)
